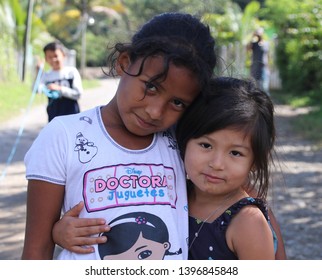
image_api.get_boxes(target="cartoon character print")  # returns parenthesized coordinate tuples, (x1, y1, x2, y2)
(98, 212, 182, 260)
(79, 116, 92, 124)
(74, 132, 98, 163)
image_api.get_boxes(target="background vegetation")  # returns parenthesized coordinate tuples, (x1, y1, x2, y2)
(0, 0, 321, 143)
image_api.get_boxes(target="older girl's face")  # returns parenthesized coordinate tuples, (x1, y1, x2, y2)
(114, 54, 200, 136)
(184, 128, 254, 198)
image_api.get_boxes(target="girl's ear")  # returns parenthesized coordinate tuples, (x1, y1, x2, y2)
(116, 52, 131, 75)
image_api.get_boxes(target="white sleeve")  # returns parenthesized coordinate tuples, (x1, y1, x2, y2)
(60, 67, 83, 100)
(24, 118, 68, 185)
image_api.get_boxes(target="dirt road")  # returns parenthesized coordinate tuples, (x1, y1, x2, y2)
(271, 105, 322, 259)
(0, 78, 119, 259)
(0, 78, 321, 259)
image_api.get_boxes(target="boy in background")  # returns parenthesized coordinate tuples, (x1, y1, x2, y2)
(38, 41, 83, 122)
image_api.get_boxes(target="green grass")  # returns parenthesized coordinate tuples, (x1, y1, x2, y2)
(271, 89, 322, 145)
(0, 79, 100, 122)
(82, 79, 100, 89)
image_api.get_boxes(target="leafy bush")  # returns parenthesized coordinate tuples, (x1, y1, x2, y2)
(264, 0, 322, 96)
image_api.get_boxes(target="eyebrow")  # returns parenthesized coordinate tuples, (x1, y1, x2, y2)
(135, 245, 147, 252)
(232, 144, 251, 151)
(202, 135, 252, 151)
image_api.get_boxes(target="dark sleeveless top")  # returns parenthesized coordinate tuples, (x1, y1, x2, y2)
(188, 197, 273, 260)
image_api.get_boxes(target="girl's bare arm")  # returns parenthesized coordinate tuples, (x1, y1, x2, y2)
(21, 180, 64, 259)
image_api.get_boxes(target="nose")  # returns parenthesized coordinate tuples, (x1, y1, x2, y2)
(208, 152, 225, 170)
(145, 100, 165, 121)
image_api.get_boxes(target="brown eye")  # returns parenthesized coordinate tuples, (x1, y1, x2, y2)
(145, 82, 157, 93)
(200, 143, 212, 149)
(172, 99, 185, 108)
(231, 150, 242, 157)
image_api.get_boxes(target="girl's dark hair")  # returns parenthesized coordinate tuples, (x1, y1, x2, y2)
(176, 77, 275, 199)
(106, 12, 216, 93)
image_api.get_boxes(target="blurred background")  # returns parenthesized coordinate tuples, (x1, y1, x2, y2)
(0, 0, 321, 140)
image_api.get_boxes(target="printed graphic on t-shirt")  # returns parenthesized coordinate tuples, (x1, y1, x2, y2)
(97, 211, 182, 260)
(83, 163, 177, 212)
(74, 132, 98, 163)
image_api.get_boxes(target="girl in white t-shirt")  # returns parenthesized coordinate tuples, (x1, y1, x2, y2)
(22, 12, 217, 260)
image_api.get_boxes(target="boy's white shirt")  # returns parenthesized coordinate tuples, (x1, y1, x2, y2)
(38, 66, 83, 100)
(25, 106, 189, 260)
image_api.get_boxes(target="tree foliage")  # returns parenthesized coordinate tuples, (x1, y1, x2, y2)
(2, 0, 321, 98)
(0, 0, 32, 81)
(263, 0, 322, 94)
(35, 0, 127, 67)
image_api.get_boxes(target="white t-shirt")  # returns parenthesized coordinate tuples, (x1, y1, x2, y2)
(25, 106, 189, 260)
(39, 66, 83, 100)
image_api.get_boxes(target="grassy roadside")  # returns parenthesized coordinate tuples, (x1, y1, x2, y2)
(271, 89, 322, 145)
(0, 79, 100, 123)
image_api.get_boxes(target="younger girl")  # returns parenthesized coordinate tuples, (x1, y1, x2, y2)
(176, 77, 277, 259)
(21, 12, 217, 260)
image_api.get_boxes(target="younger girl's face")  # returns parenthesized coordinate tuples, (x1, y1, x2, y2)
(115, 54, 200, 136)
(184, 128, 254, 197)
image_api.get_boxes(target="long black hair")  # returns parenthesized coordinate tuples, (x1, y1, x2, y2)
(176, 77, 276, 199)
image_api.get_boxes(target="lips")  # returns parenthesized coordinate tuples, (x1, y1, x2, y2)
(204, 173, 225, 184)
(135, 114, 157, 129)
